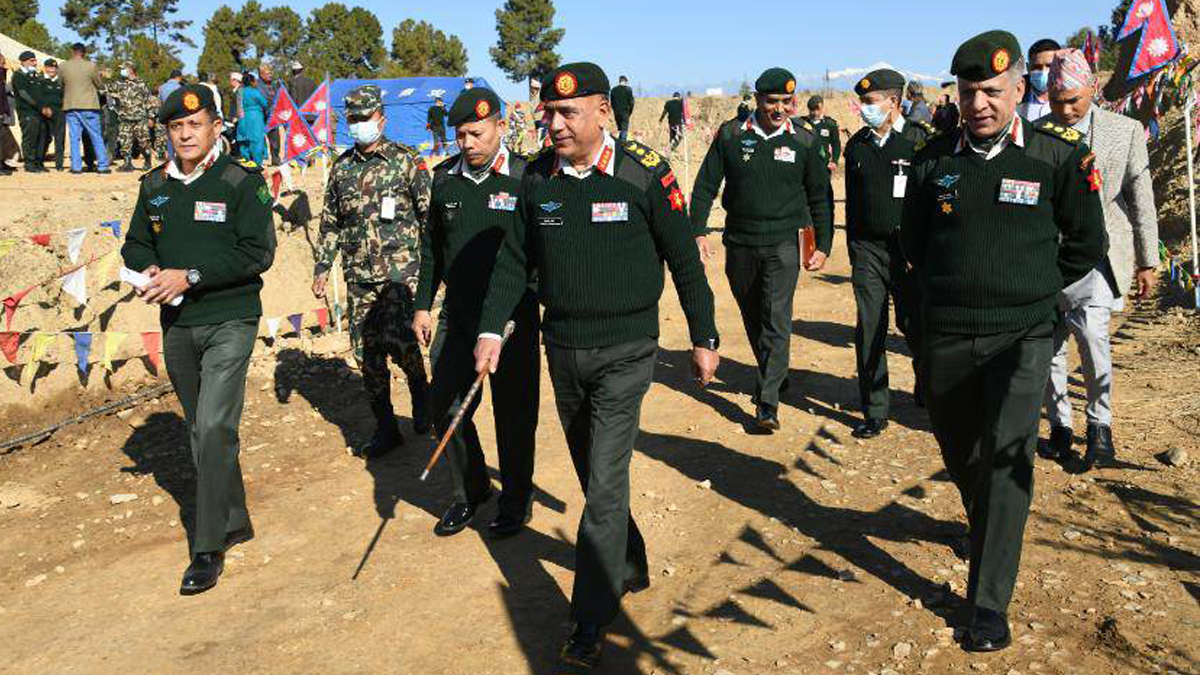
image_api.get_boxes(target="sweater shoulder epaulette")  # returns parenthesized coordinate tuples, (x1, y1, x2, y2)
(846, 126, 872, 148)
(914, 130, 957, 163)
(232, 157, 263, 173)
(618, 140, 670, 193)
(221, 157, 264, 191)
(139, 162, 169, 188)
(718, 118, 744, 143)
(621, 140, 667, 171)
(1035, 120, 1083, 145)
(509, 152, 529, 180)
(433, 154, 459, 175)
(332, 146, 355, 168)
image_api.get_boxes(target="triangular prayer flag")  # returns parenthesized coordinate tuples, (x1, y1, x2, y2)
(315, 307, 329, 330)
(62, 267, 88, 306)
(0, 238, 17, 260)
(3, 286, 35, 330)
(271, 170, 284, 203)
(29, 234, 51, 247)
(23, 332, 55, 383)
(98, 251, 120, 281)
(102, 332, 127, 371)
(65, 228, 87, 263)
(287, 313, 303, 335)
(100, 220, 122, 238)
(141, 331, 162, 370)
(0, 331, 20, 364)
(267, 86, 302, 130)
(266, 317, 281, 339)
(73, 332, 92, 374)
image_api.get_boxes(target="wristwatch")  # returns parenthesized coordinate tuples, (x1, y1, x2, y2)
(694, 337, 720, 351)
(186, 268, 202, 287)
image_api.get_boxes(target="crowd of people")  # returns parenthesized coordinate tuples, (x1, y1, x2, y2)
(0, 43, 323, 175)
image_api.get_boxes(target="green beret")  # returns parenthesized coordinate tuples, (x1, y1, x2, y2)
(951, 30, 1022, 82)
(806, 95, 823, 109)
(344, 85, 383, 117)
(448, 88, 502, 127)
(854, 68, 905, 96)
(157, 84, 217, 124)
(19, 51, 35, 62)
(755, 67, 796, 96)
(541, 62, 610, 102)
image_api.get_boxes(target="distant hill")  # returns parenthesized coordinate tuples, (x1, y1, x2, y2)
(634, 61, 952, 97)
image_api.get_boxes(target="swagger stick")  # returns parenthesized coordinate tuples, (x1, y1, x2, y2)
(419, 319, 516, 481)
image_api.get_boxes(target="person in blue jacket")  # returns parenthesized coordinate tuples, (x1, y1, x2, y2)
(235, 72, 268, 165)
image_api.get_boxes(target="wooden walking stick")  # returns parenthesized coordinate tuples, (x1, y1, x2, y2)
(419, 320, 516, 481)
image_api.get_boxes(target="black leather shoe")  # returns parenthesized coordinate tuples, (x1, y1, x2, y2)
(487, 512, 527, 540)
(623, 574, 651, 594)
(962, 607, 1011, 652)
(180, 552, 224, 595)
(1039, 425, 1074, 460)
(353, 424, 403, 459)
(560, 623, 603, 669)
(1080, 423, 1115, 471)
(756, 405, 780, 432)
(851, 418, 889, 439)
(96, 168, 112, 174)
(223, 525, 255, 551)
(434, 500, 482, 536)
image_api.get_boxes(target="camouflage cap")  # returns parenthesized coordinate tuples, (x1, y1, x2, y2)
(854, 68, 905, 96)
(447, 87, 502, 127)
(345, 85, 383, 117)
(952, 30, 1022, 82)
(755, 67, 796, 96)
(158, 84, 217, 124)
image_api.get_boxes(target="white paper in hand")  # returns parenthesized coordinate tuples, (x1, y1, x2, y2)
(120, 266, 183, 306)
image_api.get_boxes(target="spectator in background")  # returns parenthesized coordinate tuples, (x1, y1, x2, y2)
(932, 92, 960, 133)
(660, 91, 684, 150)
(198, 72, 222, 122)
(257, 62, 281, 164)
(41, 58, 66, 171)
(158, 69, 184, 160)
(1018, 38, 1060, 121)
(236, 72, 269, 165)
(462, 77, 475, 90)
(610, 75, 634, 144)
(12, 51, 49, 172)
(288, 61, 317, 116)
(59, 43, 110, 173)
(905, 81, 932, 124)
(0, 54, 15, 175)
(427, 96, 448, 155)
(736, 93, 752, 123)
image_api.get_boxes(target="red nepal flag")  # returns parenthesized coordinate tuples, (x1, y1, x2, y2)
(309, 104, 332, 147)
(299, 81, 330, 116)
(282, 115, 319, 163)
(266, 87, 303, 130)
(1117, 0, 1180, 80)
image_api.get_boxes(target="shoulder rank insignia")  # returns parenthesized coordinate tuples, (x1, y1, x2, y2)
(798, 119, 814, 132)
(625, 141, 662, 170)
(916, 120, 936, 135)
(1038, 121, 1081, 144)
(236, 157, 263, 172)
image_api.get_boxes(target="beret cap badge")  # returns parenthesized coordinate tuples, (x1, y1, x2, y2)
(475, 99, 490, 118)
(785, 79, 796, 94)
(991, 48, 1010, 74)
(183, 92, 201, 113)
(555, 72, 578, 97)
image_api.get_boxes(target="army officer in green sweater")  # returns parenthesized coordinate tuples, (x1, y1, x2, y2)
(474, 62, 719, 669)
(122, 84, 276, 596)
(689, 67, 832, 431)
(413, 88, 541, 540)
(901, 31, 1105, 652)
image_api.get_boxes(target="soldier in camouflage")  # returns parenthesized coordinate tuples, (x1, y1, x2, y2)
(313, 85, 431, 458)
(114, 63, 156, 172)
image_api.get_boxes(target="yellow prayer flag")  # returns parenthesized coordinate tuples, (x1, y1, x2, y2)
(0, 238, 17, 260)
(98, 251, 120, 281)
(102, 332, 127, 371)
(22, 332, 56, 384)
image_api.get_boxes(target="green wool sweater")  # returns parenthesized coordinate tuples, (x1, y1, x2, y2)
(122, 153, 277, 327)
(479, 141, 718, 349)
(690, 117, 832, 250)
(900, 118, 1106, 335)
(417, 152, 533, 336)
(843, 122, 931, 241)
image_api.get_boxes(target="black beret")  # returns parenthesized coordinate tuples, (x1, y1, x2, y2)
(854, 68, 905, 95)
(44, 58, 57, 67)
(806, 95, 823, 109)
(952, 30, 1022, 82)
(158, 84, 217, 124)
(19, 51, 35, 62)
(542, 62, 610, 102)
(448, 88, 502, 127)
(755, 67, 796, 96)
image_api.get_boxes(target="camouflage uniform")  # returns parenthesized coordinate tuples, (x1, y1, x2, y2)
(114, 74, 154, 161)
(316, 85, 431, 439)
(505, 105, 527, 154)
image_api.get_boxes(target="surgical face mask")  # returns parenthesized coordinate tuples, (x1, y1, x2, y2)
(860, 102, 890, 129)
(121, 69, 131, 78)
(1029, 69, 1049, 93)
(349, 118, 382, 146)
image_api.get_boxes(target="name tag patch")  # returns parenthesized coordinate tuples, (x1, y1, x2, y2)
(998, 179, 1041, 206)
(381, 196, 396, 220)
(820, 128, 830, 137)
(774, 146, 796, 163)
(193, 201, 227, 223)
(488, 192, 517, 211)
(591, 202, 629, 223)
(537, 216, 563, 227)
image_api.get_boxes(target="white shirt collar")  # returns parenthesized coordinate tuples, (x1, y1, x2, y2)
(744, 113, 794, 140)
(871, 114, 905, 146)
(166, 143, 222, 185)
(554, 132, 616, 178)
(452, 144, 511, 185)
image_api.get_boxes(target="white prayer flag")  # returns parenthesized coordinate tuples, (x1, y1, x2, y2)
(62, 267, 87, 306)
(65, 228, 87, 263)
(266, 317, 281, 339)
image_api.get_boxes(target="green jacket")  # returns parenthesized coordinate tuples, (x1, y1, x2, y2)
(11, 68, 44, 115)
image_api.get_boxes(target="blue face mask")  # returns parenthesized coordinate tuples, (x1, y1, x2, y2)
(1029, 70, 1049, 93)
(860, 103, 890, 129)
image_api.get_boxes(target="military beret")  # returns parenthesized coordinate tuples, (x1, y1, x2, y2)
(448, 88, 502, 127)
(854, 68, 905, 96)
(344, 85, 383, 117)
(756, 67, 796, 96)
(19, 51, 35, 62)
(807, 95, 823, 109)
(44, 58, 57, 67)
(157, 84, 218, 124)
(541, 62, 610, 102)
(952, 30, 1022, 82)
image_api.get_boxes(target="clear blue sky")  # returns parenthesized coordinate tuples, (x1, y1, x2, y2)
(38, 1, 1111, 99)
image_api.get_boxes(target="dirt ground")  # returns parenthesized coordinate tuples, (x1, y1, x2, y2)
(1, 110, 1199, 675)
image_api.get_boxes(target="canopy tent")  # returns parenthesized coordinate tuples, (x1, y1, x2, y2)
(329, 76, 502, 156)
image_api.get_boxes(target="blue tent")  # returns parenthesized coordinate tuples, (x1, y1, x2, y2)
(329, 76, 502, 155)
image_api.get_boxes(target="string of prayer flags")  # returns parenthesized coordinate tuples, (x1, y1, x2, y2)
(100, 221, 122, 238)
(4, 286, 35, 330)
(23, 332, 55, 383)
(73, 332, 92, 374)
(0, 331, 20, 364)
(141, 331, 162, 370)
(102, 332, 127, 372)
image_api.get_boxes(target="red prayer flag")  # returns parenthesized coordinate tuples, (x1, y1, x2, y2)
(315, 307, 329, 330)
(29, 234, 51, 247)
(141, 331, 162, 370)
(271, 170, 284, 202)
(3, 286, 34, 330)
(0, 331, 20, 364)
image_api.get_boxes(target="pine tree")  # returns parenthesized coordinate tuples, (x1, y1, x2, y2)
(386, 19, 467, 77)
(489, 0, 564, 84)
